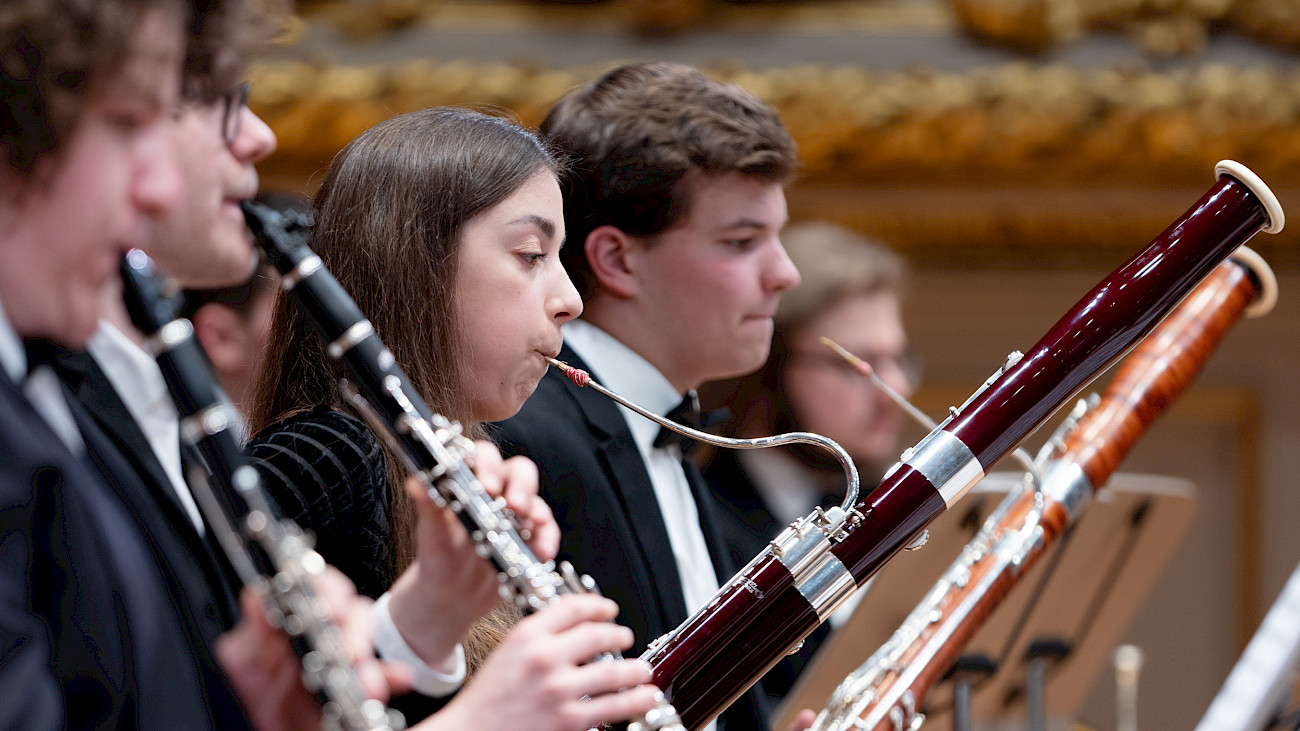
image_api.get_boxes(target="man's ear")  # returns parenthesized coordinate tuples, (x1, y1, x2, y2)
(584, 224, 639, 298)
(190, 305, 241, 373)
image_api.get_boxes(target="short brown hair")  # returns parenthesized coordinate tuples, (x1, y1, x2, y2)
(251, 107, 564, 571)
(542, 62, 799, 302)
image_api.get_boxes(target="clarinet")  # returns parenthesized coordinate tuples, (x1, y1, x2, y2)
(1196, 554, 1300, 731)
(119, 249, 404, 731)
(810, 247, 1277, 731)
(613, 160, 1283, 729)
(241, 200, 685, 731)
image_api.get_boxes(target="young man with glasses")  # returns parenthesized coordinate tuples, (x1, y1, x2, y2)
(48, 0, 280, 679)
(49, 15, 501, 728)
(53, 16, 623, 729)
(5, 0, 611, 726)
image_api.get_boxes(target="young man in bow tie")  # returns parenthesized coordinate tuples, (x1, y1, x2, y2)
(492, 61, 804, 731)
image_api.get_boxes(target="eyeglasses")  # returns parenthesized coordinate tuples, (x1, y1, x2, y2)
(787, 347, 925, 389)
(220, 81, 250, 145)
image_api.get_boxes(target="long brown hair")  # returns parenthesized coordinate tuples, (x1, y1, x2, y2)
(250, 107, 563, 572)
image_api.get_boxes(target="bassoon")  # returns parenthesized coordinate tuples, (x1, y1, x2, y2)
(119, 249, 404, 731)
(614, 160, 1283, 729)
(809, 244, 1278, 731)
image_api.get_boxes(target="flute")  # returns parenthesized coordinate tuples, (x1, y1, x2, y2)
(1196, 553, 1300, 731)
(119, 249, 403, 731)
(810, 246, 1277, 731)
(553, 160, 1284, 729)
(241, 200, 685, 731)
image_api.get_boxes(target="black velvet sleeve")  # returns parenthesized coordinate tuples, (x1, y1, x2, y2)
(246, 406, 394, 599)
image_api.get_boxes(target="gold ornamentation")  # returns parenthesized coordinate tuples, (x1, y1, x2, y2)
(947, 0, 1300, 54)
(292, 0, 1300, 47)
(251, 60, 1300, 186)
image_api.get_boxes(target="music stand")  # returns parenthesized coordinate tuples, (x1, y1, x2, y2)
(774, 472, 1197, 730)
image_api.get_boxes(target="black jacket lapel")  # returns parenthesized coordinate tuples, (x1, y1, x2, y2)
(55, 350, 190, 520)
(556, 344, 691, 625)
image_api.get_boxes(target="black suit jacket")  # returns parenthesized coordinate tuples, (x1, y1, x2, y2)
(491, 343, 772, 730)
(0, 367, 247, 728)
(54, 350, 242, 648)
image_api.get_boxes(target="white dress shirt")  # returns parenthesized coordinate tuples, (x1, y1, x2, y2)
(0, 301, 82, 453)
(565, 320, 726, 731)
(90, 321, 206, 530)
(563, 320, 723, 624)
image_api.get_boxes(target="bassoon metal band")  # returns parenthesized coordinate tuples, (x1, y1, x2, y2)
(902, 429, 984, 507)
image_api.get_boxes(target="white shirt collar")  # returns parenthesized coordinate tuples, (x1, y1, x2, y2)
(0, 299, 25, 383)
(87, 320, 206, 531)
(562, 319, 684, 454)
(87, 320, 175, 428)
(0, 299, 84, 453)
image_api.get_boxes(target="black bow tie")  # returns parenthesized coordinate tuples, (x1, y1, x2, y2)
(22, 337, 59, 377)
(654, 392, 731, 456)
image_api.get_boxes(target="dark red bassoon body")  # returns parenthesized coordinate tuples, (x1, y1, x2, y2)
(643, 161, 1284, 729)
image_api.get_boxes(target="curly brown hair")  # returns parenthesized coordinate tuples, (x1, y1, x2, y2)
(1, 0, 166, 174)
(0, 0, 284, 177)
(182, 0, 287, 104)
(541, 61, 799, 303)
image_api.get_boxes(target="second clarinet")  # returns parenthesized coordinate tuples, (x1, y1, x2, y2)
(120, 249, 403, 731)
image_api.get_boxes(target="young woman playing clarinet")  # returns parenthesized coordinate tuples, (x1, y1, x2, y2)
(246, 107, 662, 730)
